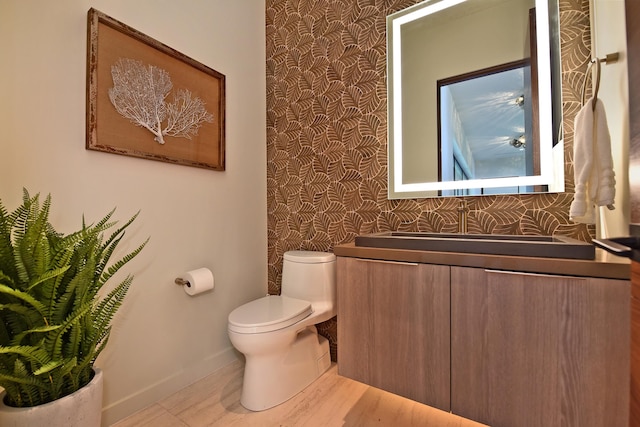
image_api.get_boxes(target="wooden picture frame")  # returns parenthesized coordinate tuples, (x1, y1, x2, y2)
(86, 8, 225, 170)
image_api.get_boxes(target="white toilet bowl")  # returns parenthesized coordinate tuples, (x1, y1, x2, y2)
(227, 251, 336, 411)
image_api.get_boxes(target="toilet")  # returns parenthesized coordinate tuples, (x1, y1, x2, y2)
(227, 250, 336, 411)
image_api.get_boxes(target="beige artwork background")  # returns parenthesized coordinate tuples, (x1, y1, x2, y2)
(266, 0, 592, 360)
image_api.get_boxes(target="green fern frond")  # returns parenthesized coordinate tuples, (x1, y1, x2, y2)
(0, 201, 17, 281)
(0, 270, 15, 287)
(93, 276, 133, 329)
(0, 345, 51, 366)
(50, 261, 95, 323)
(101, 211, 138, 252)
(48, 357, 80, 398)
(40, 247, 74, 304)
(93, 234, 123, 285)
(45, 302, 92, 361)
(0, 370, 45, 387)
(0, 358, 50, 407)
(91, 212, 138, 276)
(13, 193, 52, 286)
(0, 303, 34, 318)
(90, 329, 110, 364)
(89, 279, 134, 365)
(10, 324, 61, 346)
(0, 284, 46, 315)
(27, 266, 70, 292)
(32, 359, 64, 376)
(84, 208, 117, 234)
(98, 238, 148, 289)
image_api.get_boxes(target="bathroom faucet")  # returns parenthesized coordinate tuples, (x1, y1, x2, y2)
(457, 200, 469, 234)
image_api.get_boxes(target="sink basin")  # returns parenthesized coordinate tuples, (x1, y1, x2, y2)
(354, 232, 595, 260)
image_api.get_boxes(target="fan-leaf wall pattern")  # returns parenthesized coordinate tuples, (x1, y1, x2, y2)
(266, 0, 593, 360)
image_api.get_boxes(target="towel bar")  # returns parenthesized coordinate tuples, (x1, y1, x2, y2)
(581, 52, 620, 110)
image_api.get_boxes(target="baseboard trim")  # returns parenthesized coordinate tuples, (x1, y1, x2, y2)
(101, 346, 239, 426)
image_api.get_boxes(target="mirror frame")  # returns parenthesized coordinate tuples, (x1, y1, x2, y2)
(387, 0, 561, 199)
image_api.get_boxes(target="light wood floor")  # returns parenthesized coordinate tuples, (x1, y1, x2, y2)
(111, 360, 487, 427)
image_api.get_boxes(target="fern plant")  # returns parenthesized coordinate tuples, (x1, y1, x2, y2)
(0, 190, 147, 407)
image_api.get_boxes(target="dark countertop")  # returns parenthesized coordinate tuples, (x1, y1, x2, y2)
(334, 242, 631, 280)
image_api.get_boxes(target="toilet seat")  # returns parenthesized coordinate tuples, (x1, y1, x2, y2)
(228, 295, 312, 334)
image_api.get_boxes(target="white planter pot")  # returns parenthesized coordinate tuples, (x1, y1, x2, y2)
(0, 368, 103, 427)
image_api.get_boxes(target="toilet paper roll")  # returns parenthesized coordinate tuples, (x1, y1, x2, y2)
(181, 268, 214, 296)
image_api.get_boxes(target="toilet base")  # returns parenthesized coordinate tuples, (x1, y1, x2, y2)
(239, 326, 331, 411)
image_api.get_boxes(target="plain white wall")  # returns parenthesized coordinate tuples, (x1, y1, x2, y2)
(591, 0, 630, 237)
(0, 0, 266, 425)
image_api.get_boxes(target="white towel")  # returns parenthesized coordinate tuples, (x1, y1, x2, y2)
(569, 97, 616, 223)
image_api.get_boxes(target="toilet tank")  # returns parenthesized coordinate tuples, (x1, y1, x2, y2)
(281, 251, 336, 305)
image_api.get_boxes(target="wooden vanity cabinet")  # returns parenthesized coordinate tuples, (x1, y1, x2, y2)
(336, 257, 451, 411)
(629, 262, 640, 426)
(337, 254, 630, 427)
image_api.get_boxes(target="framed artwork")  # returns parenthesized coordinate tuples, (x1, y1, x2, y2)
(86, 8, 225, 170)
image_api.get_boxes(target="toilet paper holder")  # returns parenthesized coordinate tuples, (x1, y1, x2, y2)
(174, 277, 191, 288)
(174, 268, 214, 296)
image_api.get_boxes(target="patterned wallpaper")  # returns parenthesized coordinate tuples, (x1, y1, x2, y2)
(266, 0, 592, 360)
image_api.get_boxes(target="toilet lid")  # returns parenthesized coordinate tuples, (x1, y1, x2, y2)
(228, 295, 312, 334)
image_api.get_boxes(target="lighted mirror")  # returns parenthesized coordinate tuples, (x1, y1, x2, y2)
(387, 0, 563, 199)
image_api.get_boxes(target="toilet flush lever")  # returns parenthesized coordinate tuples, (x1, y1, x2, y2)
(175, 277, 191, 288)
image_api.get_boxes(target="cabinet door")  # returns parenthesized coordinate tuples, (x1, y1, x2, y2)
(631, 261, 640, 426)
(451, 266, 630, 427)
(337, 257, 451, 411)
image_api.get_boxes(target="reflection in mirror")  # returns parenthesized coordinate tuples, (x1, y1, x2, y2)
(387, 0, 564, 199)
(438, 60, 539, 196)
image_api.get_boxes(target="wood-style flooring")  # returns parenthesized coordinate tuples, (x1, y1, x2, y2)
(111, 360, 487, 427)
